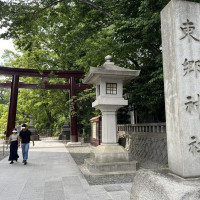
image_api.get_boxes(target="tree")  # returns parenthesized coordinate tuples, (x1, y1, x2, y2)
(0, 88, 9, 133)
(0, 0, 181, 127)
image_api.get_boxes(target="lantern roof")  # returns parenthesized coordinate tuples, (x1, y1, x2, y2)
(82, 55, 140, 84)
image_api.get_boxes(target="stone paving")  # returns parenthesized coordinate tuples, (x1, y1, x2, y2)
(0, 139, 132, 200)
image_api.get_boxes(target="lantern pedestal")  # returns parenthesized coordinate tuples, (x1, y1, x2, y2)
(91, 144, 129, 163)
(84, 143, 139, 174)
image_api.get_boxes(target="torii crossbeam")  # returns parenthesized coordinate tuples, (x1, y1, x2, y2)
(0, 66, 91, 142)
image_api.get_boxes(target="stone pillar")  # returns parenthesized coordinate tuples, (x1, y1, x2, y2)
(130, 2, 200, 199)
(101, 110, 117, 144)
(28, 115, 39, 140)
(161, 0, 200, 178)
(90, 106, 130, 164)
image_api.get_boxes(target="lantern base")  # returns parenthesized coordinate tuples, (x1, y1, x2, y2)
(84, 144, 139, 174)
(84, 158, 139, 174)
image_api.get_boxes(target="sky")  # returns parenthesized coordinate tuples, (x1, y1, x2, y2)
(0, 28, 17, 80)
(0, 28, 16, 65)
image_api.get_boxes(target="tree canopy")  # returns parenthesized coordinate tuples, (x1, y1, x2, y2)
(0, 0, 185, 133)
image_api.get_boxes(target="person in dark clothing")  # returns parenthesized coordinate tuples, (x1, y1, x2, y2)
(18, 124, 34, 165)
(7, 128, 19, 164)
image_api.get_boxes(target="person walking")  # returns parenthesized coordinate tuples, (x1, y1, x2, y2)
(7, 128, 19, 164)
(18, 124, 34, 165)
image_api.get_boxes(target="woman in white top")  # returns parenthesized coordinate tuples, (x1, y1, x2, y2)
(7, 128, 19, 164)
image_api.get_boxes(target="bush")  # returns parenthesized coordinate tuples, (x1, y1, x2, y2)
(0, 135, 6, 140)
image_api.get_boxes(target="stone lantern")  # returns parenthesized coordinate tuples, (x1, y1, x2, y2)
(82, 55, 140, 173)
(28, 115, 39, 140)
(59, 116, 70, 140)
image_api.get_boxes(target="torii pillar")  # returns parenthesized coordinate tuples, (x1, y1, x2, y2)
(69, 76, 78, 143)
(66, 76, 82, 145)
(6, 75, 19, 140)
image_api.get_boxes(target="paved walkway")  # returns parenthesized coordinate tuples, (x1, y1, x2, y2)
(0, 139, 132, 200)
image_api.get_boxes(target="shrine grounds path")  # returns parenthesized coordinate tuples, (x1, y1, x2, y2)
(0, 138, 132, 200)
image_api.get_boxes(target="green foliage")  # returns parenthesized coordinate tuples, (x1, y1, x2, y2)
(16, 87, 68, 130)
(0, 134, 6, 139)
(0, 0, 173, 130)
(0, 101, 9, 133)
(76, 87, 99, 135)
(0, 88, 10, 104)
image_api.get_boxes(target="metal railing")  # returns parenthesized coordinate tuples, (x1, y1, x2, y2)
(37, 129, 61, 137)
(117, 123, 166, 134)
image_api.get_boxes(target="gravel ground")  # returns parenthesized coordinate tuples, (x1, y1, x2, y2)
(65, 143, 167, 185)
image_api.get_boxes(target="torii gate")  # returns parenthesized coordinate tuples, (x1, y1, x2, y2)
(0, 66, 91, 142)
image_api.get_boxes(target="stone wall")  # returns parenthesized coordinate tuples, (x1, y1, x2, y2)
(118, 123, 168, 164)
